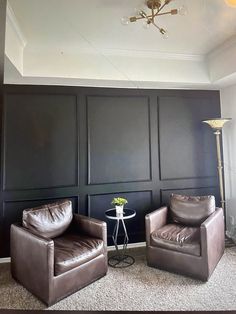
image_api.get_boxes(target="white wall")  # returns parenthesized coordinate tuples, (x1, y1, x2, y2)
(221, 84, 236, 240)
(5, 16, 23, 73)
(207, 36, 236, 83)
(5, 4, 26, 74)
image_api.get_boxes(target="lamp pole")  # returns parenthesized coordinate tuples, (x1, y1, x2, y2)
(214, 129, 225, 213)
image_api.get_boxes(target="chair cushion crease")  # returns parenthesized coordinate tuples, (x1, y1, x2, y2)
(54, 233, 103, 276)
(151, 223, 201, 256)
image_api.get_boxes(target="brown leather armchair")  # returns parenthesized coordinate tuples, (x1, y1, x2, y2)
(11, 200, 108, 306)
(145, 194, 225, 281)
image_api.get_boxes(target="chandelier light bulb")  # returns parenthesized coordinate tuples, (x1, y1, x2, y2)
(143, 20, 151, 29)
(139, 10, 148, 18)
(225, 0, 236, 7)
(162, 31, 169, 40)
(134, 7, 143, 15)
(160, 28, 169, 39)
(121, 16, 130, 25)
(178, 5, 188, 16)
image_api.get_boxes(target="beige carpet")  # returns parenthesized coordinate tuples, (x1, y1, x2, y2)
(0, 247, 236, 311)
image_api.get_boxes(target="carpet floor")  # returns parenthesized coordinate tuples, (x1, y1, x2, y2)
(0, 247, 236, 311)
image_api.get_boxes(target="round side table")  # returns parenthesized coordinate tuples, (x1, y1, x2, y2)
(105, 208, 136, 268)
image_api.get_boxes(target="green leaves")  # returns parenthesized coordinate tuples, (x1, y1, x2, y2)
(111, 197, 128, 206)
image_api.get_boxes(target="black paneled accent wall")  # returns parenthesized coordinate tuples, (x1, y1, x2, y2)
(0, 85, 221, 257)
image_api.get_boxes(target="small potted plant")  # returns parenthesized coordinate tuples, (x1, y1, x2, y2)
(111, 197, 128, 215)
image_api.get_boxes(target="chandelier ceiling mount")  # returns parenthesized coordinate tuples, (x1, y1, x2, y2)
(146, 0, 162, 9)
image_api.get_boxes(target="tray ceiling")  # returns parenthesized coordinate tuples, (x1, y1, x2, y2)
(7, 0, 236, 56)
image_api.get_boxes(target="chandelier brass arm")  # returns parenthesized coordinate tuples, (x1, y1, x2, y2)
(133, 8, 166, 34)
(155, 0, 172, 15)
(130, 9, 178, 21)
(156, 9, 178, 16)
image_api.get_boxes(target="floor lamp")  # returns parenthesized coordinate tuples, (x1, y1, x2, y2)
(202, 118, 233, 245)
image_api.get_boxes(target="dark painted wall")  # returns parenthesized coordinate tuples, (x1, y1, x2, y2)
(0, 85, 221, 257)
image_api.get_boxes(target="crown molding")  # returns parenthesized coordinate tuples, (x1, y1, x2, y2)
(44, 47, 204, 62)
(99, 48, 205, 62)
(7, 2, 27, 48)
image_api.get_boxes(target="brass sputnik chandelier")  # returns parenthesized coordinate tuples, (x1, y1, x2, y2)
(121, 0, 187, 38)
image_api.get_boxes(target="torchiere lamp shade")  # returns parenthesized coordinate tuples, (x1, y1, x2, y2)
(202, 118, 232, 130)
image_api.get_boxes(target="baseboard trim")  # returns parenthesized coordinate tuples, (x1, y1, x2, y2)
(0, 243, 146, 262)
(0, 257, 11, 264)
(108, 241, 146, 251)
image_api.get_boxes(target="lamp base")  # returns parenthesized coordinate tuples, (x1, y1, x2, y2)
(225, 234, 235, 248)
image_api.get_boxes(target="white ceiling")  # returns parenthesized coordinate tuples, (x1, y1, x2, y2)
(7, 0, 236, 56)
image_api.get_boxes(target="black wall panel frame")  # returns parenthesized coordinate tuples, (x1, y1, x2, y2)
(3, 93, 79, 191)
(86, 94, 152, 185)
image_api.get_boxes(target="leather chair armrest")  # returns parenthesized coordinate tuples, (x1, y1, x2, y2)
(201, 207, 224, 230)
(73, 214, 107, 248)
(200, 208, 225, 277)
(11, 224, 54, 302)
(145, 207, 168, 246)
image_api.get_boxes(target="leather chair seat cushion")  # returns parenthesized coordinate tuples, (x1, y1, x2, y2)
(54, 233, 104, 276)
(170, 194, 215, 226)
(151, 224, 201, 256)
(22, 200, 73, 239)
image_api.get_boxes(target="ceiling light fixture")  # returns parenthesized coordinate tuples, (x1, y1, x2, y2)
(121, 0, 187, 38)
(225, 0, 236, 7)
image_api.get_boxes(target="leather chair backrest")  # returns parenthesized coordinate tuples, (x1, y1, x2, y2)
(170, 194, 215, 226)
(22, 199, 73, 238)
